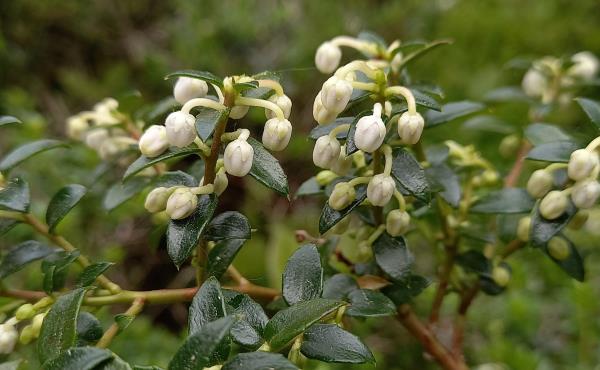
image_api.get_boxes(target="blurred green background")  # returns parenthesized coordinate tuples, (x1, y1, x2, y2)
(1, 0, 600, 369)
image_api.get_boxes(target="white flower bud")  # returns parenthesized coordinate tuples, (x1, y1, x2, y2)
(568, 149, 599, 181)
(313, 135, 341, 169)
(165, 111, 196, 147)
(526, 169, 553, 198)
(266, 94, 292, 119)
(354, 109, 386, 153)
(568, 210, 589, 230)
(321, 76, 353, 114)
(330, 147, 352, 175)
(139, 125, 169, 158)
(540, 190, 568, 220)
(315, 170, 338, 186)
(367, 174, 395, 207)
(313, 92, 337, 125)
(66, 116, 89, 140)
(230, 105, 249, 120)
(145, 187, 173, 213)
(93, 98, 120, 126)
(224, 139, 254, 177)
(522, 68, 548, 98)
(85, 128, 109, 150)
(386, 209, 410, 236)
(262, 118, 292, 151)
(568, 51, 599, 81)
(516, 216, 531, 242)
(315, 41, 342, 74)
(491, 266, 510, 287)
(99, 138, 131, 160)
(328, 182, 356, 211)
(571, 180, 600, 209)
(173, 77, 208, 104)
(213, 171, 229, 196)
(0, 323, 18, 354)
(31, 313, 45, 338)
(166, 188, 198, 220)
(547, 236, 570, 261)
(397, 112, 425, 145)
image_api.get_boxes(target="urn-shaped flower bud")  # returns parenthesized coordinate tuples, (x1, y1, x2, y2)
(85, 128, 109, 151)
(321, 76, 353, 114)
(139, 125, 169, 158)
(173, 77, 208, 104)
(316, 170, 338, 186)
(93, 98, 120, 126)
(0, 323, 18, 354)
(262, 118, 292, 151)
(313, 92, 337, 125)
(492, 266, 510, 287)
(67, 116, 89, 140)
(547, 236, 570, 261)
(516, 216, 531, 242)
(213, 170, 229, 196)
(31, 313, 45, 337)
(165, 111, 196, 147)
(568, 210, 589, 230)
(145, 187, 172, 213)
(571, 180, 600, 209)
(328, 182, 356, 211)
(15, 304, 35, 320)
(230, 105, 249, 120)
(330, 148, 352, 175)
(526, 169, 554, 198)
(397, 112, 425, 145)
(315, 41, 342, 74)
(540, 190, 568, 220)
(166, 188, 198, 220)
(354, 106, 386, 153)
(224, 139, 254, 177)
(386, 209, 411, 237)
(367, 174, 395, 207)
(266, 94, 292, 119)
(568, 51, 599, 81)
(522, 68, 547, 98)
(313, 135, 341, 169)
(568, 149, 599, 181)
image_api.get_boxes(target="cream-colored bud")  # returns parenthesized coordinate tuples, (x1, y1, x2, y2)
(386, 209, 411, 236)
(173, 77, 208, 104)
(499, 134, 521, 158)
(526, 169, 553, 198)
(315, 170, 338, 186)
(568, 51, 599, 81)
(568, 210, 589, 230)
(84, 128, 109, 151)
(166, 188, 198, 220)
(547, 236, 570, 261)
(230, 105, 249, 120)
(315, 42, 342, 74)
(313, 92, 338, 125)
(516, 216, 531, 242)
(145, 187, 173, 213)
(491, 266, 510, 287)
(266, 94, 292, 119)
(522, 68, 547, 98)
(568, 149, 599, 181)
(165, 111, 197, 147)
(330, 148, 352, 175)
(93, 98, 120, 126)
(31, 313, 45, 338)
(139, 125, 169, 158)
(262, 118, 292, 151)
(367, 174, 395, 207)
(328, 182, 356, 211)
(66, 116, 89, 140)
(540, 190, 568, 220)
(0, 324, 18, 353)
(354, 106, 386, 153)
(321, 76, 353, 114)
(15, 304, 35, 321)
(571, 180, 600, 209)
(223, 139, 254, 177)
(313, 135, 341, 169)
(397, 112, 425, 145)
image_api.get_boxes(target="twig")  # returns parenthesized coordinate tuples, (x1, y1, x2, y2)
(504, 141, 532, 188)
(96, 297, 145, 348)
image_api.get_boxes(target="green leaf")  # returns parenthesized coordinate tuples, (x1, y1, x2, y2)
(282, 244, 323, 305)
(76, 312, 103, 345)
(301, 324, 375, 364)
(530, 201, 577, 247)
(166, 194, 218, 268)
(392, 89, 442, 112)
(0, 115, 22, 127)
(345, 289, 396, 317)
(41, 250, 80, 294)
(382, 275, 430, 305)
(0, 139, 68, 171)
(264, 298, 344, 351)
(456, 250, 490, 274)
(46, 184, 87, 233)
(345, 111, 372, 156)
(247, 138, 289, 196)
(168, 316, 235, 370)
(526, 141, 580, 163)
(38, 288, 87, 363)
(426, 164, 461, 208)
(114, 314, 135, 334)
(483, 86, 532, 104)
(295, 177, 322, 198)
(234, 80, 259, 92)
(575, 97, 600, 129)
(123, 147, 203, 181)
(541, 237, 584, 281)
(357, 30, 387, 48)
(223, 290, 269, 349)
(395, 39, 451, 71)
(319, 184, 367, 234)
(206, 239, 246, 279)
(391, 148, 429, 202)
(43, 347, 113, 370)
(103, 177, 152, 211)
(0, 240, 55, 278)
(322, 274, 359, 300)
(165, 70, 223, 87)
(101, 356, 133, 370)
(195, 107, 226, 141)
(309, 117, 354, 140)
(470, 188, 535, 214)
(134, 367, 164, 370)
(0, 217, 19, 236)
(0, 360, 22, 370)
(143, 96, 178, 123)
(524, 123, 572, 145)
(462, 115, 514, 134)
(152, 171, 197, 188)
(77, 262, 114, 287)
(204, 211, 251, 241)
(222, 352, 298, 370)
(0, 177, 30, 212)
(373, 233, 414, 281)
(425, 101, 486, 128)
(242, 87, 274, 100)
(189, 277, 227, 334)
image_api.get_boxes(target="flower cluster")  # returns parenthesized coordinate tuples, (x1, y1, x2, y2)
(141, 75, 292, 220)
(0, 298, 53, 354)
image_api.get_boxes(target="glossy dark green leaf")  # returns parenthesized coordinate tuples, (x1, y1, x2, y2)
(247, 138, 289, 196)
(526, 141, 580, 163)
(195, 107, 226, 141)
(541, 237, 584, 281)
(345, 111, 372, 156)
(479, 262, 510, 296)
(345, 289, 396, 317)
(392, 89, 442, 112)
(282, 244, 323, 305)
(391, 147, 429, 202)
(426, 164, 460, 207)
(166, 194, 218, 268)
(152, 171, 197, 188)
(234, 80, 259, 92)
(204, 211, 251, 241)
(462, 115, 514, 134)
(373, 233, 414, 281)
(357, 30, 386, 48)
(524, 123, 572, 145)
(471, 188, 534, 214)
(77, 262, 114, 287)
(76, 312, 103, 344)
(0, 177, 30, 212)
(319, 184, 367, 234)
(0, 217, 19, 235)
(46, 184, 87, 233)
(114, 314, 135, 334)
(123, 147, 204, 181)
(456, 250, 490, 274)
(382, 275, 430, 305)
(309, 117, 354, 140)
(168, 316, 235, 370)
(264, 299, 344, 351)
(222, 352, 297, 370)
(530, 201, 577, 247)
(189, 277, 227, 334)
(41, 250, 80, 294)
(0, 240, 55, 278)
(425, 101, 486, 128)
(0, 139, 68, 171)
(575, 97, 600, 129)
(223, 290, 269, 349)
(38, 288, 87, 363)
(483, 86, 532, 104)
(322, 273, 359, 300)
(242, 87, 274, 100)
(103, 177, 152, 211)
(206, 239, 246, 279)
(0, 115, 22, 127)
(301, 324, 375, 364)
(165, 70, 223, 87)
(295, 177, 322, 198)
(143, 96, 178, 123)
(44, 347, 113, 370)
(395, 39, 451, 71)
(100, 356, 133, 370)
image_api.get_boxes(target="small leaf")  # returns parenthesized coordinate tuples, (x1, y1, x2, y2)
(38, 288, 87, 363)
(373, 233, 414, 281)
(123, 147, 203, 181)
(345, 111, 372, 156)
(76, 312, 103, 344)
(524, 123, 572, 145)
(319, 185, 367, 234)
(223, 290, 269, 349)
(322, 273, 359, 300)
(196, 107, 226, 141)
(101, 356, 134, 370)
(264, 298, 344, 351)
(425, 101, 486, 128)
(114, 314, 135, 334)
(0, 115, 22, 127)
(0, 139, 68, 171)
(382, 275, 430, 305)
(295, 177, 322, 198)
(43, 347, 113, 370)
(282, 244, 323, 305)
(456, 250, 490, 274)
(530, 201, 577, 247)
(143, 96, 178, 123)
(309, 117, 354, 140)
(396, 39, 451, 71)
(301, 324, 375, 364)
(575, 97, 600, 129)
(471, 188, 535, 214)
(390, 147, 430, 202)
(0, 177, 30, 212)
(152, 171, 197, 188)
(165, 70, 223, 87)
(166, 194, 218, 268)
(527, 141, 580, 163)
(0, 217, 19, 236)
(222, 352, 298, 370)
(247, 138, 289, 196)
(426, 164, 461, 208)
(77, 262, 114, 287)
(541, 237, 584, 281)
(206, 239, 246, 279)
(204, 211, 251, 241)
(483, 86, 532, 104)
(189, 277, 227, 334)
(42, 250, 80, 294)
(357, 30, 387, 48)
(0, 240, 55, 278)
(46, 184, 87, 233)
(345, 289, 396, 317)
(463, 115, 514, 134)
(103, 177, 152, 211)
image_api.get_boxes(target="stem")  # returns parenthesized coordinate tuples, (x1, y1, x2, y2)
(504, 141, 532, 187)
(372, 149, 383, 224)
(350, 81, 379, 92)
(385, 86, 417, 115)
(328, 124, 351, 139)
(235, 96, 284, 120)
(257, 79, 284, 96)
(96, 297, 145, 348)
(181, 98, 227, 115)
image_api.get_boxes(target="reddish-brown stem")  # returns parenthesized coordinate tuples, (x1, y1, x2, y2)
(504, 141, 532, 188)
(96, 297, 145, 348)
